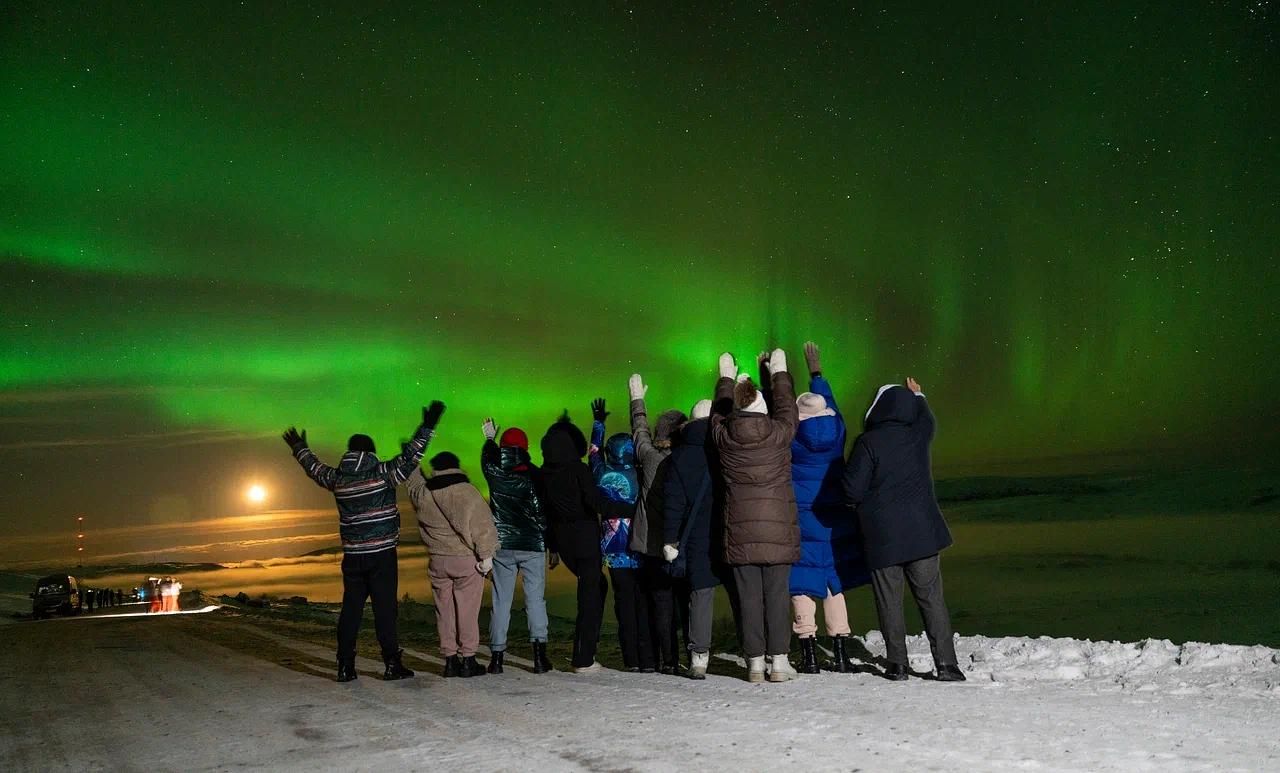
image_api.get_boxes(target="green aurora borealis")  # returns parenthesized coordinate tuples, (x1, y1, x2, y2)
(1, 2, 1277, 534)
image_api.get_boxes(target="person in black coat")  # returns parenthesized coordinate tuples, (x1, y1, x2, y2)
(660, 400, 723, 679)
(843, 378, 965, 682)
(540, 413, 636, 672)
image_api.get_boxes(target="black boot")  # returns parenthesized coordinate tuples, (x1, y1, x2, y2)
(884, 663, 908, 681)
(336, 656, 357, 683)
(936, 663, 967, 682)
(382, 649, 415, 680)
(798, 637, 821, 674)
(459, 655, 486, 678)
(831, 635, 852, 673)
(532, 641, 553, 674)
(442, 654, 462, 678)
(487, 650, 505, 674)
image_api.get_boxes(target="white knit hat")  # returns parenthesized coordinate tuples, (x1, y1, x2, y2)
(690, 399, 713, 420)
(796, 392, 835, 420)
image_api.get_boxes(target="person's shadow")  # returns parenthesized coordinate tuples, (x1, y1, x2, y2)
(826, 637, 935, 679)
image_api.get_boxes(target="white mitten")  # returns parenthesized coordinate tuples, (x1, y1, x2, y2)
(629, 373, 647, 401)
(662, 544, 679, 562)
(476, 557, 493, 575)
(768, 348, 788, 374)
(482, 418, 498, 440)
(718, 352, 736, 379)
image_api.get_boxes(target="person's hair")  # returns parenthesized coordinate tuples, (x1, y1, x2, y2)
(347, 433, 376, 453)
(429, 451, 460, 471)
(733, 379, 759, 410)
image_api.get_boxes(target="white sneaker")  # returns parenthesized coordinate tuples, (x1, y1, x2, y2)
(690, 651, 709, 680)
(768, 654, 797, 682)
(573, 661, 604, 674)
(747, 655, 766, 683)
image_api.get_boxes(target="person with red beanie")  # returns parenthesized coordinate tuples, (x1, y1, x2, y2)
(480, 418, 556, 673)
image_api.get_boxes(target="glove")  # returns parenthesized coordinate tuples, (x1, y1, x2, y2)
(547, 552, 560, 570)
(423, 400, 446, 430)
(628, 374, 647, 401)
(482, 418, 498, 440)
(768, 348, 787, 375)
(591, 397, 609, 423)
(718, 352, 736, 379)
(662, 544, 679, 563)
(476, 557, 493, 575)
(281, 427, 307, 451)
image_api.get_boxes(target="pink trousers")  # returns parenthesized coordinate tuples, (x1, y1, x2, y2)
(429, 555, 484, 657)
(791, 591, 851, 638)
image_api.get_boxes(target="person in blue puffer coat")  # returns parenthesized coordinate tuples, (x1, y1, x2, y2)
(789, 342, 870, 674)
(588, 398, 655, 672)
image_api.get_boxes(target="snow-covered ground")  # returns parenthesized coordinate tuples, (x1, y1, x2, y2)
(2, 610, 1277, 772)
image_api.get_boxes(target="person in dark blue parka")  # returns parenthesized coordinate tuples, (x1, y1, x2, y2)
(788, 342, 870, 674)
(843, 378, 964, 682)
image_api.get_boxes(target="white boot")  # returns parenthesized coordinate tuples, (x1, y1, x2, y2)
(768, 654, 797, 682)
(747, 655, 766, 683)
(690, 651, 709, 680)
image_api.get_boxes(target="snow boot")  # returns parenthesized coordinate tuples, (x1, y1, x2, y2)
(487, 650, 504, 674)
(883, 663, 908, 681)
(936, 664, 967, 682)
(747, 655, 766, 683)
(532, 641, 553, 673)
(689, 651, 709, 680)
(798, 637, 821, 674)
(830, 635, 852, 673)
(442, 655, 462, 678)
(382, 649, 415, 680)
(768, 654, 797, 682)
(459, 655, 486, 678)
(336, 656, 357, 683)
(573, 661, 604, 674)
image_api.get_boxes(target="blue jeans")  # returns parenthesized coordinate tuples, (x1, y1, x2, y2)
(489, 549, 549, 651)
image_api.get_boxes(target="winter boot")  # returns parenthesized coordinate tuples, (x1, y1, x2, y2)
(382, 649, 415, 680)
(747, 655, 766, 683)
(936, 663, 967, 682)
(336, 656, 357, 683)
(459, 655, 486, 678)
(689, 651, 709, 680)
(442, 654, 462, 678)
(768, 654, 797, 682)
(830, 635, 852, 673)
(532, 641, 553, 674)
(883, 663, 908, 681)
(487, 650, 505, 674)
(798, 637, 821, 674)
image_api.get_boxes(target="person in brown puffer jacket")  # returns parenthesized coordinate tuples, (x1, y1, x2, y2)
(710, 349, 800, 683)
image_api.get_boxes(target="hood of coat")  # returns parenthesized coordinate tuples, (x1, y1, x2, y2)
(720, 411, 777, 448)
(865, 385, 918, 428)
(338, 450, 379, 473)
(654, 409, 687, 449)
(604, 432, 636, 467)
(680, 417, 710, 447)
(793, 413, 843, 454)
(541, 419, 587, 466)
(499, 444, 534, 472)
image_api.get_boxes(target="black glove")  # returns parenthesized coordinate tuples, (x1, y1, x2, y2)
(423, 400, 446, 430)
(282, 427, 307, 451)
(591, 398, 609, 423)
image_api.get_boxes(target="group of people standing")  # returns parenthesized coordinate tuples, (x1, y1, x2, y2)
(283, 342, 964, 684)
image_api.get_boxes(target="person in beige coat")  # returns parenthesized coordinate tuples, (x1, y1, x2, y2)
(408, 451, 499, 678)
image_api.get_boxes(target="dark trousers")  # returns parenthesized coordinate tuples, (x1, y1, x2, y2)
(732, 563, 791, 658)
(610, 567, 655, 669)
(558, 523, 607, 668)
(643, 561, 681, 668)
(870, 553, 958, 667)
(337, 548, 399, 661)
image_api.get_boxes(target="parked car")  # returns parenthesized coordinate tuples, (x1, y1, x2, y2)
(31, 574, 82, 619)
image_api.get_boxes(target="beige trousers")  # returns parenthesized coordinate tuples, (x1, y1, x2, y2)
(791, 591, 851, 637)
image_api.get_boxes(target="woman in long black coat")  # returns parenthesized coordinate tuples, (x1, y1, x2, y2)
(843, 379, 965, 682)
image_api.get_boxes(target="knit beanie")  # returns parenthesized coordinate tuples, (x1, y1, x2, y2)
(734, 379, 768, 415)
(429, 451, 460, 471)
(347, 434, 376, 453)
(797, 392, 836, 421)
(690, 399, 713, 420)
(499, 427, 529, 450)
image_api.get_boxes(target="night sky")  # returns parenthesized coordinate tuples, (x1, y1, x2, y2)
(2, 3, 1276, 537)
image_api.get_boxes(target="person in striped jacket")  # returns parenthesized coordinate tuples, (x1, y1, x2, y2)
(282, 400, 445, 682)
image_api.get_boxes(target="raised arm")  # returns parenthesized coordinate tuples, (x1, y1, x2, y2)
(711, 352, 737, 421)
(766, 348, 798, 436)
(283, 427, 338, 491)
(481, 418, 502, 477)
(588, 398, 608, 479)
(907, 377, 936, 442)
(805, 341, 841, 415)
(629, 374, 659, 463)
(381, 401, 446, 484)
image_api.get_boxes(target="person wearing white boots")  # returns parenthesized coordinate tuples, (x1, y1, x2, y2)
(711, 350, 801, 683)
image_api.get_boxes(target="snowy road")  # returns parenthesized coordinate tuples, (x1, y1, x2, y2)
(1, 612, 1277, 772)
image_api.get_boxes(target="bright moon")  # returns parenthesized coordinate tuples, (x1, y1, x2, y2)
(247, 484, 267, 504)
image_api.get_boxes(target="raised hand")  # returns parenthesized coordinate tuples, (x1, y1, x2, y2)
(282, 427, 307, 450)
(591, 397, 609, 423)
(423, 400, 446, 429)
(629, 374, 647, 401)
(548, 551, 560, 570)
(906, 377, 922, 394)
(767, 348, 788, 374)
(804, 341, 821, 375)
(719, 352, 737, 379)
(482, 418, 499, 440)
